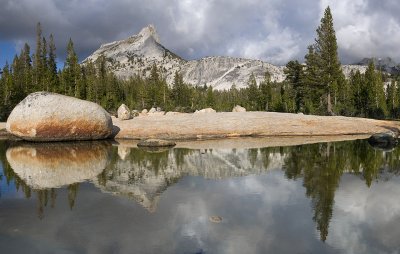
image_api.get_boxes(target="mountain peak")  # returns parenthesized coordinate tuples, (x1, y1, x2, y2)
(137, 24, 160, 44)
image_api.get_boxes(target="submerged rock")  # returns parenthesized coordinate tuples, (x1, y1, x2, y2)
(368, 132, 398, 150)
(137, 139, 176, 147)
(117, 104, 131, 120)
(6, 141, 111, 189)
(6, 92, 113, 141)
(209, 216, 223, 223)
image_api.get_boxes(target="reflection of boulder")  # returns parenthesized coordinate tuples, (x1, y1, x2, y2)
(6, 141, 111, 189)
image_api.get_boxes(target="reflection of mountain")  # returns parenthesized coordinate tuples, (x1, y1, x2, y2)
(6, 141, 112, 189)
(95, 147, 284, 211)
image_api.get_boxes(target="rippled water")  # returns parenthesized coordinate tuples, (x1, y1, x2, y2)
(0, 139, 399, 253)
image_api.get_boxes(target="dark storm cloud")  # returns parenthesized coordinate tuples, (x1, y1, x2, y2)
(1, 0, 400, 65)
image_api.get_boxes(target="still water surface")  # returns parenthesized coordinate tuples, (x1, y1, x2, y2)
(0, 139, 399, 253)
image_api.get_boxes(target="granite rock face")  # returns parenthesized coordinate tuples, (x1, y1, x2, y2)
(6, 92, 113, 141)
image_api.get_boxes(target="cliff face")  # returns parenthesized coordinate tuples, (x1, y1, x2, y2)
(84, 25, 368, 90)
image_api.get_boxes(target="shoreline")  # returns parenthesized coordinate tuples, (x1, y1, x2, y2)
(111, 112, 400, 140)
(1, 112, 399, 145)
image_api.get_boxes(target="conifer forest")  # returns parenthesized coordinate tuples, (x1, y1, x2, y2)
(0, 7, 398, 121)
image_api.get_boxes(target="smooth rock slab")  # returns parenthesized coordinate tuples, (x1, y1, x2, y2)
(137, 139, 176, 147)
(6, 92, 113, 141)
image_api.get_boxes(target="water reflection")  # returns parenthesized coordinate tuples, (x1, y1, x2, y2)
(6, 141, 111, 189)
(96, 146, 278, 212)
(2, 141, 111, 218)
(1, 139, 400, 249)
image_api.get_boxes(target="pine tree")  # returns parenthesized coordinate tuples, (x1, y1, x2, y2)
(247, 73, 259, 111)
(40, 36, 48, 91)
(20, 43, 33, 93)
(307, 6, 343, 115)
(1, 63, 13, 110)
(365, 61, 387, 118)
(206, 86, 215, 108)
(33, 22, 44, 90)
(386, 79, 398, 118)
(48, 34, 58, 92)
(303, 46, 323, 114)
(259, 72, 272, 111)
(349, 70, 365, 116)
(284, 60, 304, 112)
(63, 38, 81, 97)
(172, 71, 190, 108)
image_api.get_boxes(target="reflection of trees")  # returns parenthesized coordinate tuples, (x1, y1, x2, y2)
(68, 183, 79, 210)
(248, 149, 258, 168)
(283, 140, 398, 242)
(0, 141, 80, 218)
(173, 148, 193, 170)
(284, 143, 342, 241)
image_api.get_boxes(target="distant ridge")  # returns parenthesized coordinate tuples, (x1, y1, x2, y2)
(353, 57, 400, 75)
(84, 25, 370, 90)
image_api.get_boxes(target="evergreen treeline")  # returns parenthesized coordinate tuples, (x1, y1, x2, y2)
(0, 8, 399, 121)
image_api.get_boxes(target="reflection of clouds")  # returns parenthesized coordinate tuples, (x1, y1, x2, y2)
(174, 198, 209, 251)
(328, 174, 400, 253)
(4, 142, 400, 253)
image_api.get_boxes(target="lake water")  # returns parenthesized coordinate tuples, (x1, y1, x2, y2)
(0, 139, 399, 253)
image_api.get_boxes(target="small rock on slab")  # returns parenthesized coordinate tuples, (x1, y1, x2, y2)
(137, 139, 176, 147)
(194, 108, 216, 114)
(232, 105, 246, 112)
(117, 104, 131, 120)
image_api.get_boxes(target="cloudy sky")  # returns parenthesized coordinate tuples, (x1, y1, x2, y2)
(1, 0, 400, 68)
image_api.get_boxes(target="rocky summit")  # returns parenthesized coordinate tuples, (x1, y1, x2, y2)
(84, 25, 368, 90)
(6, 92, 113, 141)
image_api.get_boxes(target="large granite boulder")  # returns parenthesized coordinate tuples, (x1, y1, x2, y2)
(6, 92, 113, 141)
(117, 104, 131, 120)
